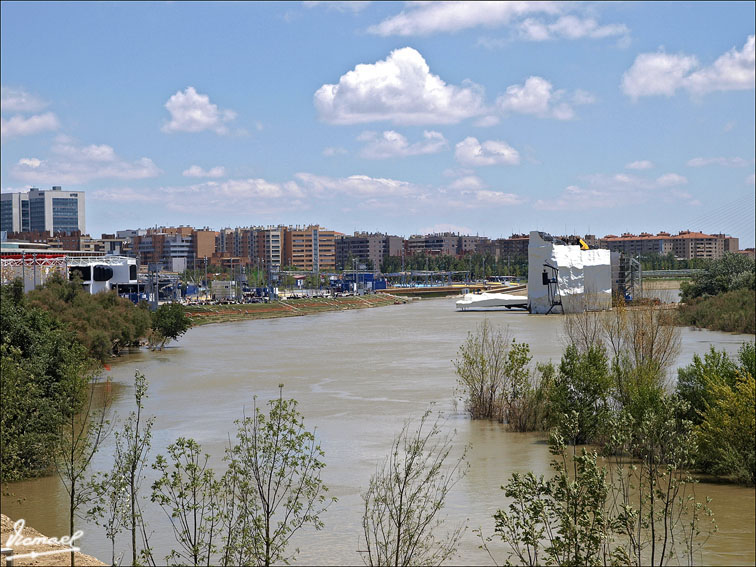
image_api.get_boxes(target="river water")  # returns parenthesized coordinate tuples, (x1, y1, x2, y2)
(3, 297, 754, 565)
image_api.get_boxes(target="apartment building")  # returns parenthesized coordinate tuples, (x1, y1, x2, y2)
(284, 225, 341, 272)
(254, 226, 285, 272)
(131, 226, 210, 271)
(478, 234, 529, 260)
(600, 230, 738, 260)
(335, 232, 403, 270)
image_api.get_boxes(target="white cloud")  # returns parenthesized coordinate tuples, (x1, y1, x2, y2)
(322, 146, 348, 157)
(1, 112, 60, 140)
(18, 158, 42, 168)
(12, 138, 161, 184)
(357, 130, 448, 159)
(447, 175, 485, 190)
(655, 173, 688, 187)
(518, 15, 629, 42)
(92, 178, 306, 215)
(622, 36, 755, 99)
(621, 52, 700, 99)
(455, 137, 520, 167)
(473, 115, 500, 127)
(626, 160, 654, 170)
(686, 35, 755, 94)
(474, 190, 526, 206)
(1, 86, 48, 112)
(303, 1, 371, 13)
(367, 2, 561, 37)
(313, 47, 486, 125)
(294, 172, 424, 196)
(746, 173, 755, 185)
(687, 156, 750, 168)
(496, 76, 591, 120)
(182, 165, 227, 178)
(162, 86, 237, 134)
(535, 171, 689, 210)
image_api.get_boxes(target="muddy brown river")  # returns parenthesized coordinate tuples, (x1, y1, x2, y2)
(3, 297, 754, 565)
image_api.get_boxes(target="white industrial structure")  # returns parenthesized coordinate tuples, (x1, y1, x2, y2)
(66, 255, 138, 294)
(527, 231, 612, 314)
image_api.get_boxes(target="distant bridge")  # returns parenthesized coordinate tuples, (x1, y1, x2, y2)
(641, 269, 703, 278)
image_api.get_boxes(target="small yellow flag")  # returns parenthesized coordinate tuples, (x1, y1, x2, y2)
(579, 238, 589, 250)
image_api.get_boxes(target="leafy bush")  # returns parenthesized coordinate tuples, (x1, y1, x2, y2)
(676, 288, 755, 334)
(27, 273, 152, 361)
(150, 302, 192, 349)
(676, 343, 756, 484)
(1, 280, 94, 481)
(548, 345, 612, 445)
(697, 372, 755, 485)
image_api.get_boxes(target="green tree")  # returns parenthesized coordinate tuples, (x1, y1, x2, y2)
(680, 252, 755, 301)
(548, 344, 612, 445)
(676, 345, 739, 424)
(696, 366, 755, 485)
(222, 386, 334, 566)
(152, 438, 223, 566)
(151, 302, 192, 349)
(27, 272, 152, 361)
(1, 279, 98, 482)
(360, 410, 468, 567)
(487, 405, 716, 567)
(118, 371, 156, 566)
(53, 371, 113, 567)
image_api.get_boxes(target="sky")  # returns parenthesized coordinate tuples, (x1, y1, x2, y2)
(1, 1, 754, 247)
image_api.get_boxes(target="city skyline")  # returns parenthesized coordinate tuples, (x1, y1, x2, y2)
(2, 2, 755, 247)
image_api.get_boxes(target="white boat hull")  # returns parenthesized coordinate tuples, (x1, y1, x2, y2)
(456, 292, 528, 311)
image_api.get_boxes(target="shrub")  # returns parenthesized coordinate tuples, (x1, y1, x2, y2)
(676, 288, 755, 334)
(548, 344, 612, 445)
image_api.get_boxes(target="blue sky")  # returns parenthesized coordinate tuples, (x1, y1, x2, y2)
(2, 1, 754, 247)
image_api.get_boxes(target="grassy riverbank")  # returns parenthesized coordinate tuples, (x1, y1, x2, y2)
(185, 294, 409, 326)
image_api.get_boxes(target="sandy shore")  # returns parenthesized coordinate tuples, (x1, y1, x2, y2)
(1, 515, 104, 566)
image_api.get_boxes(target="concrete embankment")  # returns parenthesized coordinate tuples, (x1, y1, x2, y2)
(185, 293, 409, 326)
(1, 514, 104, 566)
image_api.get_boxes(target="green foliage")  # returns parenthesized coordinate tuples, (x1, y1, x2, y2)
(676, 345, 739, 424)
(26, 273, 152, 361)
(1, 280, 96, 482)
(697, 372, 755, 485)
(680, 343, 756, 484)
(487, 415, 613, 567)
(380, 251, 528, 278)
(361, 410, 468, 567)
(639, 252, 711, 271)
(680, 252, 756, 302)
(453, 321, 537, 425)
(548, 345, 612, 445)
(676, 288, 755, 334)
(152, 438, 222, 566)
(222, 387, 334, 566)
(487, 406, 716, 566)
(151, 302, 192, 349)
(611, 355, 667, 427)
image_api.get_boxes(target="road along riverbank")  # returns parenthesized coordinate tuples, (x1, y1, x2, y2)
(185, 293, 409, 326)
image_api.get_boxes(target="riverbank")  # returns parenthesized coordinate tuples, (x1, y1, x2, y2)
(1, 514, 104, 566)
(185, 293, 409, 326)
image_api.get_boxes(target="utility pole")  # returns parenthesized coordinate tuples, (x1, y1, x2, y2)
(204, 256, 208, 300)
